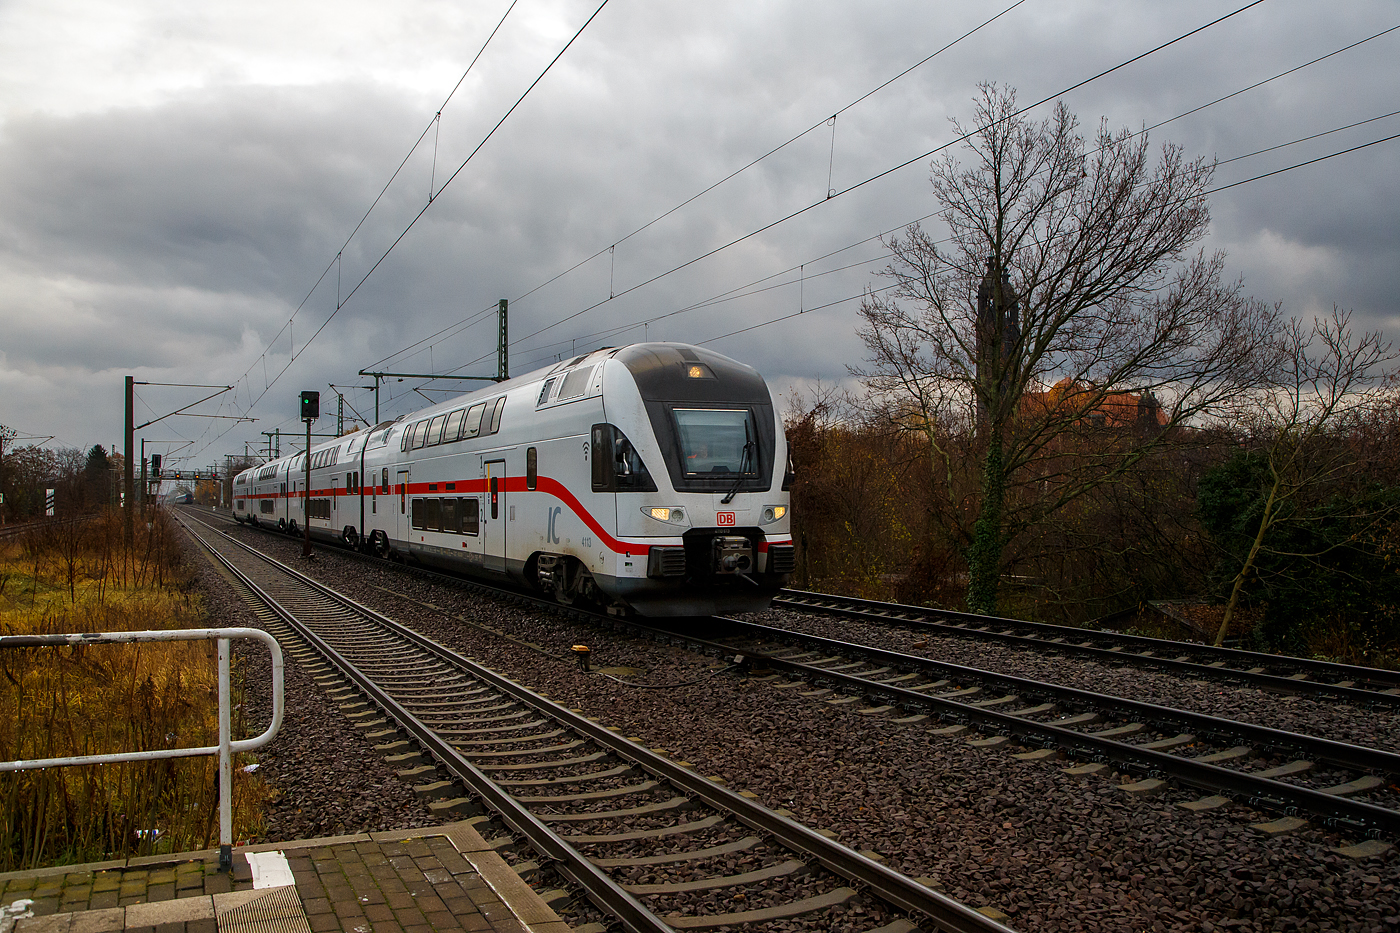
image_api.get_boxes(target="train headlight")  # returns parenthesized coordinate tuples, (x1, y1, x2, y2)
(643, 506, 688, 525)
(761, 505, 786, 524)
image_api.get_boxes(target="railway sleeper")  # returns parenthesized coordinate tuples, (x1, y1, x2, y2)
(624, 858, 809, 895)
(1254, 759, 1315, 779)
(536, 795, 699, 823)
(459, 739, 587, 757)
(1139, 733, 1196, 751)
(451, 730, 571, 748)
(512, 779, 662, 804)
(564, 814, 727, 844)
(474, 750, 612, 771)
(661, 887, 857, 930)
(1319, 774, 1386, 797)
(436, 720, 557, 738)
(589, 835, 762, 868)
(494, 764, 636, 787)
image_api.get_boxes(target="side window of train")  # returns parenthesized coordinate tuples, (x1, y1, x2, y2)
(427, 414, 447, 446)
(557, 365, 593, 400)
(463, 403, 485, 438)
(460, 497, 480, 535)
(537, 378, 556, 406)
(591, 425, 608, 490)
(412, 420, 429, 449)
(489, 397, 505, 434)
(444, 408, 465, 442)
(381, 468, 388, 491)
(401, 428, 410, 451)
(526, 447, 537, 490)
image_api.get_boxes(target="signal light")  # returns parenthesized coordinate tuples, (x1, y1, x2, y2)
(300, 391, 320, 421)
(151, 454, 161, 476)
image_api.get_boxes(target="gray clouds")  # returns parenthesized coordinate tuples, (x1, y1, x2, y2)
(0, 0, 1397, 460)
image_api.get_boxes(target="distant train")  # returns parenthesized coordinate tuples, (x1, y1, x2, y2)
(233, 343, 794, 616)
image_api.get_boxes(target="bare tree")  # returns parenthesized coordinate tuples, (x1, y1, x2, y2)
(1210, 310, 1398, 645)
(855, 84, 1280, 614)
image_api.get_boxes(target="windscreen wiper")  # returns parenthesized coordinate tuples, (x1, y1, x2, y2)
(721, 428, 756, 505)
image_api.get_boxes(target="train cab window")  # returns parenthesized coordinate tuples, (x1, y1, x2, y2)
(526, 447, 537, 490)
(444, 408, 465, 442)
(488, 397, 505, 434)
(411, 420, 430, 449)
(537, 378, 557, 406)
(459, 497, 480, 535)
(462, 403, 486, 438)
(673, 409, 756, 476)
(427, 414, 448, 446)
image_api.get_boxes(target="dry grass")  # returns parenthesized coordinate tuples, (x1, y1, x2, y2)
(0, 510, 267, 870)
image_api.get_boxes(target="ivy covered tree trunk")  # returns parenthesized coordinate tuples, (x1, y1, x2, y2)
(966, 438, 1005, 614)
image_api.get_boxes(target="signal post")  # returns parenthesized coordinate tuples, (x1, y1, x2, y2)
(300, 391, 319, 558)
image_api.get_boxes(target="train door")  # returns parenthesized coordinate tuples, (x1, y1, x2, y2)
(484, 459, 507, 572)
(396, 468, 411, 543)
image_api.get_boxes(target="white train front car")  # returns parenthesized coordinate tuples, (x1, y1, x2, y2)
(233, 343, 794, 617)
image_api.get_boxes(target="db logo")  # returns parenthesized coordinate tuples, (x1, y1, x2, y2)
(716, 511, 736, 526)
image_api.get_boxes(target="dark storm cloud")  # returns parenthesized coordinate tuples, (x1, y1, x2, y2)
(2, 0, 1397, 458)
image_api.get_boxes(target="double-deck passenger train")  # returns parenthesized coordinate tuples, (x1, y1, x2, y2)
(233, 343, 794, 616)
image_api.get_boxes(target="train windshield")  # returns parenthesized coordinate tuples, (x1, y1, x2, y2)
(673, 409, 755, 476)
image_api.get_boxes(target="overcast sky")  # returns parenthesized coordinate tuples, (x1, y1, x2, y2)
(2, 0, 1397, 471)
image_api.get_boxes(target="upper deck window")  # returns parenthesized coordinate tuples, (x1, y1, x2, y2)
(557, 365, 594, 400)
(462, 403, 486, 438)
(427, 413, 448, 446)
(444, 408, 465, 441)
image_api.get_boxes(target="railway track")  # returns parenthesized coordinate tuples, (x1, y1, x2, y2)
(772, 589, 1400, 707)
(188, 506, 1400, 845)
(676, 617, 1399, 847)
(176, 512, 1015, 933)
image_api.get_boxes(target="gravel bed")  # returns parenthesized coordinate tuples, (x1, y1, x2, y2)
(180, 531, 444, 842)
(194, 521, 1400, 932)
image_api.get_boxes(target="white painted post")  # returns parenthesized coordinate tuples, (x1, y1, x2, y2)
(218, 635, 233, 871)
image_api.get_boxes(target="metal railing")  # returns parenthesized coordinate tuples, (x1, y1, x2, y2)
(0, 628, 285, 870)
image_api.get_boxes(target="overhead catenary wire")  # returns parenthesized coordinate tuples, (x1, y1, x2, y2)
(510, 0, 1272, 351)
(498, 0, 1034, 315)
(226, 0, 609, 423)
(681, 124, 1400, 352)
(375, 0, 1037, 379)
(234, 1, 521, 405)
(200, 1, 1399, 458)
(283, 90, 1400, 423)
(501, 19, 1394, 371)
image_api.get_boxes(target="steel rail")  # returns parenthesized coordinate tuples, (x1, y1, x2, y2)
(178, 512, 1017, 933)
(194, 509, 1400, 834)
(724, 618, 1400, 776)
(178, 517, 677, 933)
(696, 619, 1400, 838)
(776, 589, 1400, 699)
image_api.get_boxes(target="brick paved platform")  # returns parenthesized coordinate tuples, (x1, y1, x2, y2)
(0, 821, 567, 933)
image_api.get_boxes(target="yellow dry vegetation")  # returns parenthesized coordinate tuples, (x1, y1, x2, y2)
(0, 510, 267, 870)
